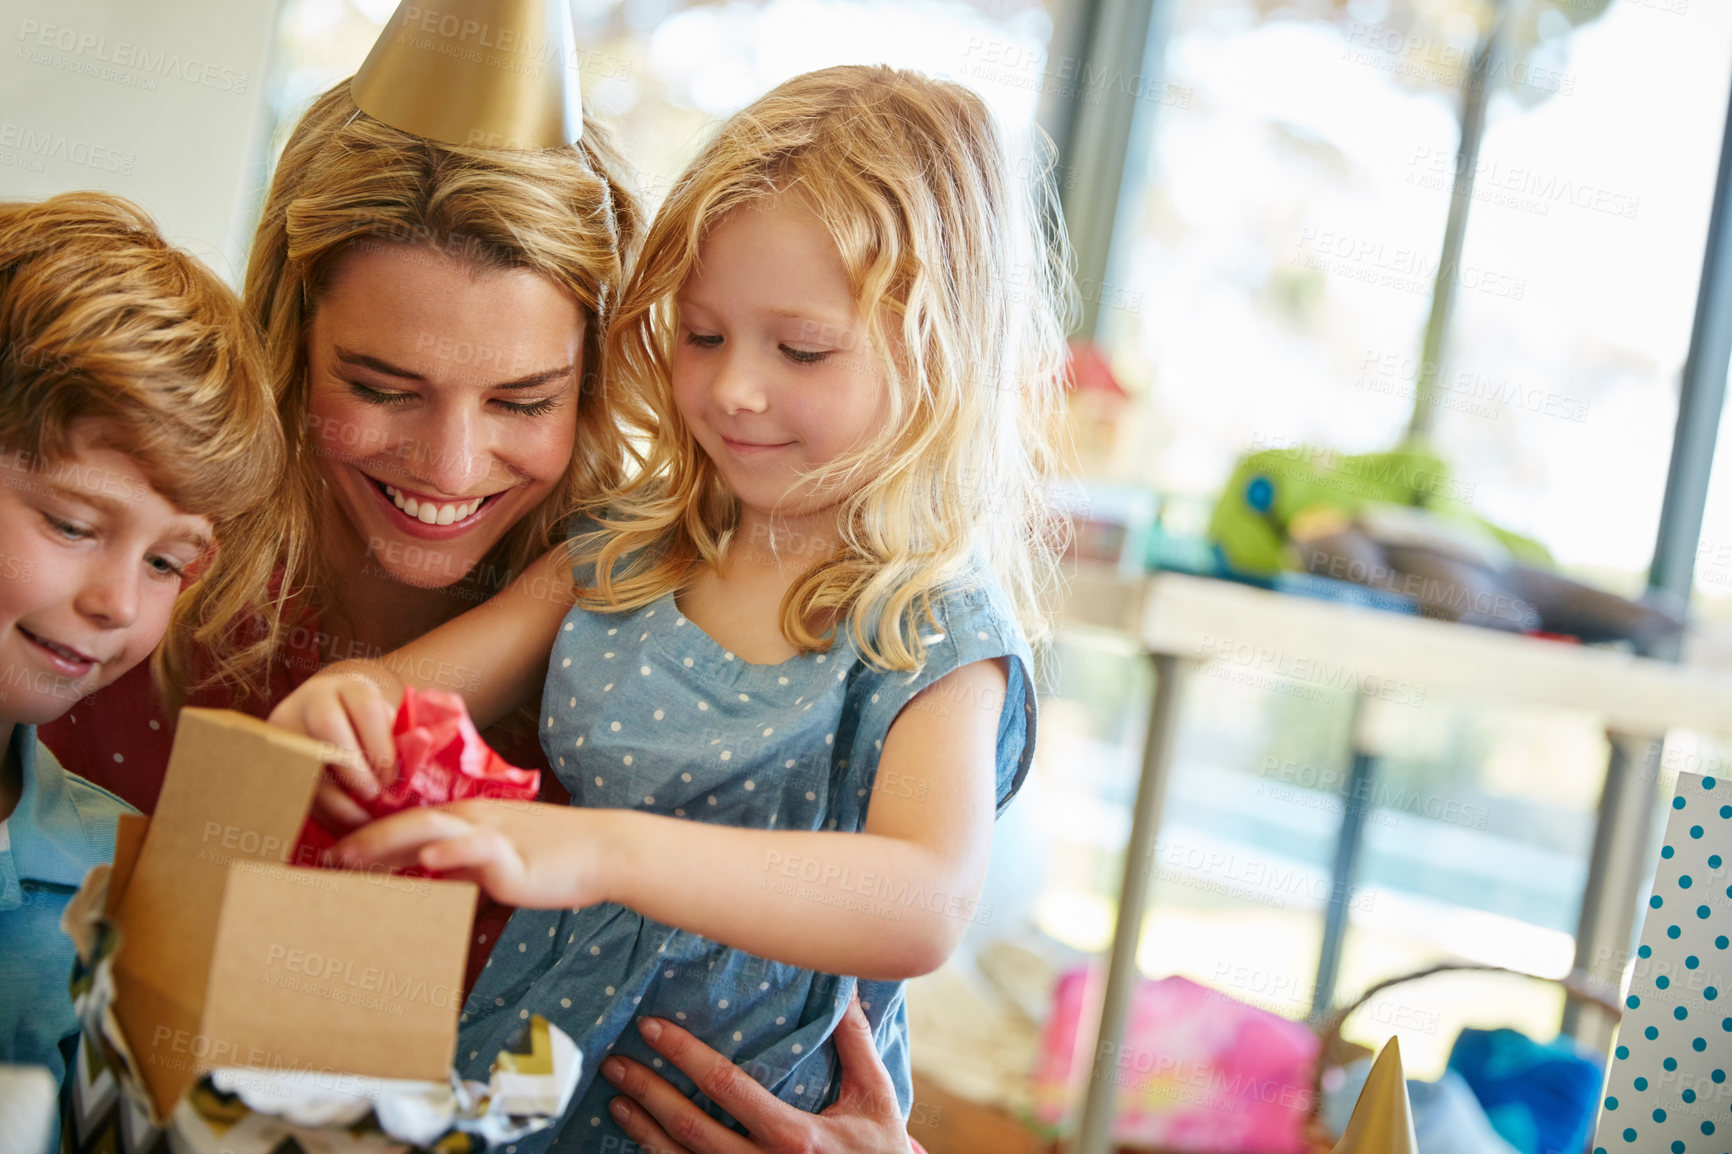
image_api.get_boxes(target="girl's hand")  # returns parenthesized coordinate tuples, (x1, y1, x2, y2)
(600, 994, 915, 1154)
(326, 799, 608, 909)
(266, 664, 401, 831)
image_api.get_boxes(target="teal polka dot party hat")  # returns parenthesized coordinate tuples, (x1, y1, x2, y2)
(1591, 771, 1732, 1154)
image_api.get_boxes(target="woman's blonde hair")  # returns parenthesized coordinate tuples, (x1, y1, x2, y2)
(0, 192, 285, 702)
(239, 79, 643, 685)
(580, 64, 1073, 669)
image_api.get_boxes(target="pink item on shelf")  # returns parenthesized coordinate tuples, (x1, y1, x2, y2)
(1031, 971, 1319, 1153)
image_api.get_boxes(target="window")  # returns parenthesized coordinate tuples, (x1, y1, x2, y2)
(1038, 0, 1732, 1075)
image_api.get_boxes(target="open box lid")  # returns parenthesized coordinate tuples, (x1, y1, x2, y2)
(109, 708, 475, 1117)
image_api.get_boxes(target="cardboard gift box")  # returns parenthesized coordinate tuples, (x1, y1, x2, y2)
(90, 706, 479, 1122)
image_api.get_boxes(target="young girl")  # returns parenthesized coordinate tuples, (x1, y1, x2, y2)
(269, 64, 1071, 1149)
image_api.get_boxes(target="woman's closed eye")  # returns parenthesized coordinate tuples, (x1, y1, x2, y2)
(684, 331, 723, 350)
(345, 379, 416, 407)
(345, 378, 563, 417)
(494, 395, 563, 417)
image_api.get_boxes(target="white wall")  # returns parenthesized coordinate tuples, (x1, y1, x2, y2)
(0, 0, 282, 283)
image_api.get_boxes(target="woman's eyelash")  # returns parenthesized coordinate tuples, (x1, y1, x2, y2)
(498, 396, 562, 417)
(347, 379, 561, 417)
(346, 380, 415, 406)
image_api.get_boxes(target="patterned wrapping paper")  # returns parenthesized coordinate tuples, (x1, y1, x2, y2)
(1592, 771, 1732, 1154)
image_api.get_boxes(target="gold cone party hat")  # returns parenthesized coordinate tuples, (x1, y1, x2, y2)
(351, 0, 583, 150)
(1330, 1036, 1419, 1154)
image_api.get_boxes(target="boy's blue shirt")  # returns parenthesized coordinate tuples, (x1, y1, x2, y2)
(0, 724, 135, 1150)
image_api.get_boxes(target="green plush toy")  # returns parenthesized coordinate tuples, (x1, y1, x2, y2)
(1205, 439, 1684, 645)
(1208, 439, 1551, 576)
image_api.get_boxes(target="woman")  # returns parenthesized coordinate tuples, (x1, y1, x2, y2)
(41, 77, 641, 985)
(42, 74, 924, 1153)
(46, 73, 639, 785)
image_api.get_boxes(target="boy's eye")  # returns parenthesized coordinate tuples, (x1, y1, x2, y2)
(779, 346, 831, 365)
(345, 380, 416, 406)
(44, 513, 91, 541)
(145, 554, 190, 581)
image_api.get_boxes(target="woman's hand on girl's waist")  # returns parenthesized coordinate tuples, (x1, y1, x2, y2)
(602, 992, 918, 1154)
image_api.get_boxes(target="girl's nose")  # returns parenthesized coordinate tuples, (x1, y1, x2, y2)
(711, 351, 769, 415)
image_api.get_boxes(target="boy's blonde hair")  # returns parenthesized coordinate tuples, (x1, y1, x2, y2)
(0, 191, 285, 702)
(244, 79, 643, 655)
(582, 64, 1074, 668)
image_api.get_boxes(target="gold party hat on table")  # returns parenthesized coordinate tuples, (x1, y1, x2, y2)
(351, 0, 584, 150)
(1331, 1037, 1419, 1154)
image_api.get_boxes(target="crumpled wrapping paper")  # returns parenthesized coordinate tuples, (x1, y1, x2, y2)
(371, 687, 541, 813)
(297, 686, 541, 866)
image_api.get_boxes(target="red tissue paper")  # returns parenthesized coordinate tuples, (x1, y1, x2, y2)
(294, 686, 540, 866)
(371, 686, 541, 812)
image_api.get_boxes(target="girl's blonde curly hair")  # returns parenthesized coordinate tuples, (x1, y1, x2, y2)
(576, 64, 1074, 670)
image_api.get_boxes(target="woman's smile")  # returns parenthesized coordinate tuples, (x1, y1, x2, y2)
(365, 472, 508, 529)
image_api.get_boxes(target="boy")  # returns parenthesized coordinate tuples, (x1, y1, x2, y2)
(0, 192, 284, 1151)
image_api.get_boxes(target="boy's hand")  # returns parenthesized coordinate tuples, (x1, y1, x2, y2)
(266, 665, 401, 830)
(326, 799, 607, 909)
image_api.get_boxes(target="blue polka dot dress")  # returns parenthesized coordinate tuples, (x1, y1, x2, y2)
(453, 567, 1035, 1151)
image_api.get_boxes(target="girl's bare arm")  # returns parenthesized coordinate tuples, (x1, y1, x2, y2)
(330, 658, 1009, 981)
